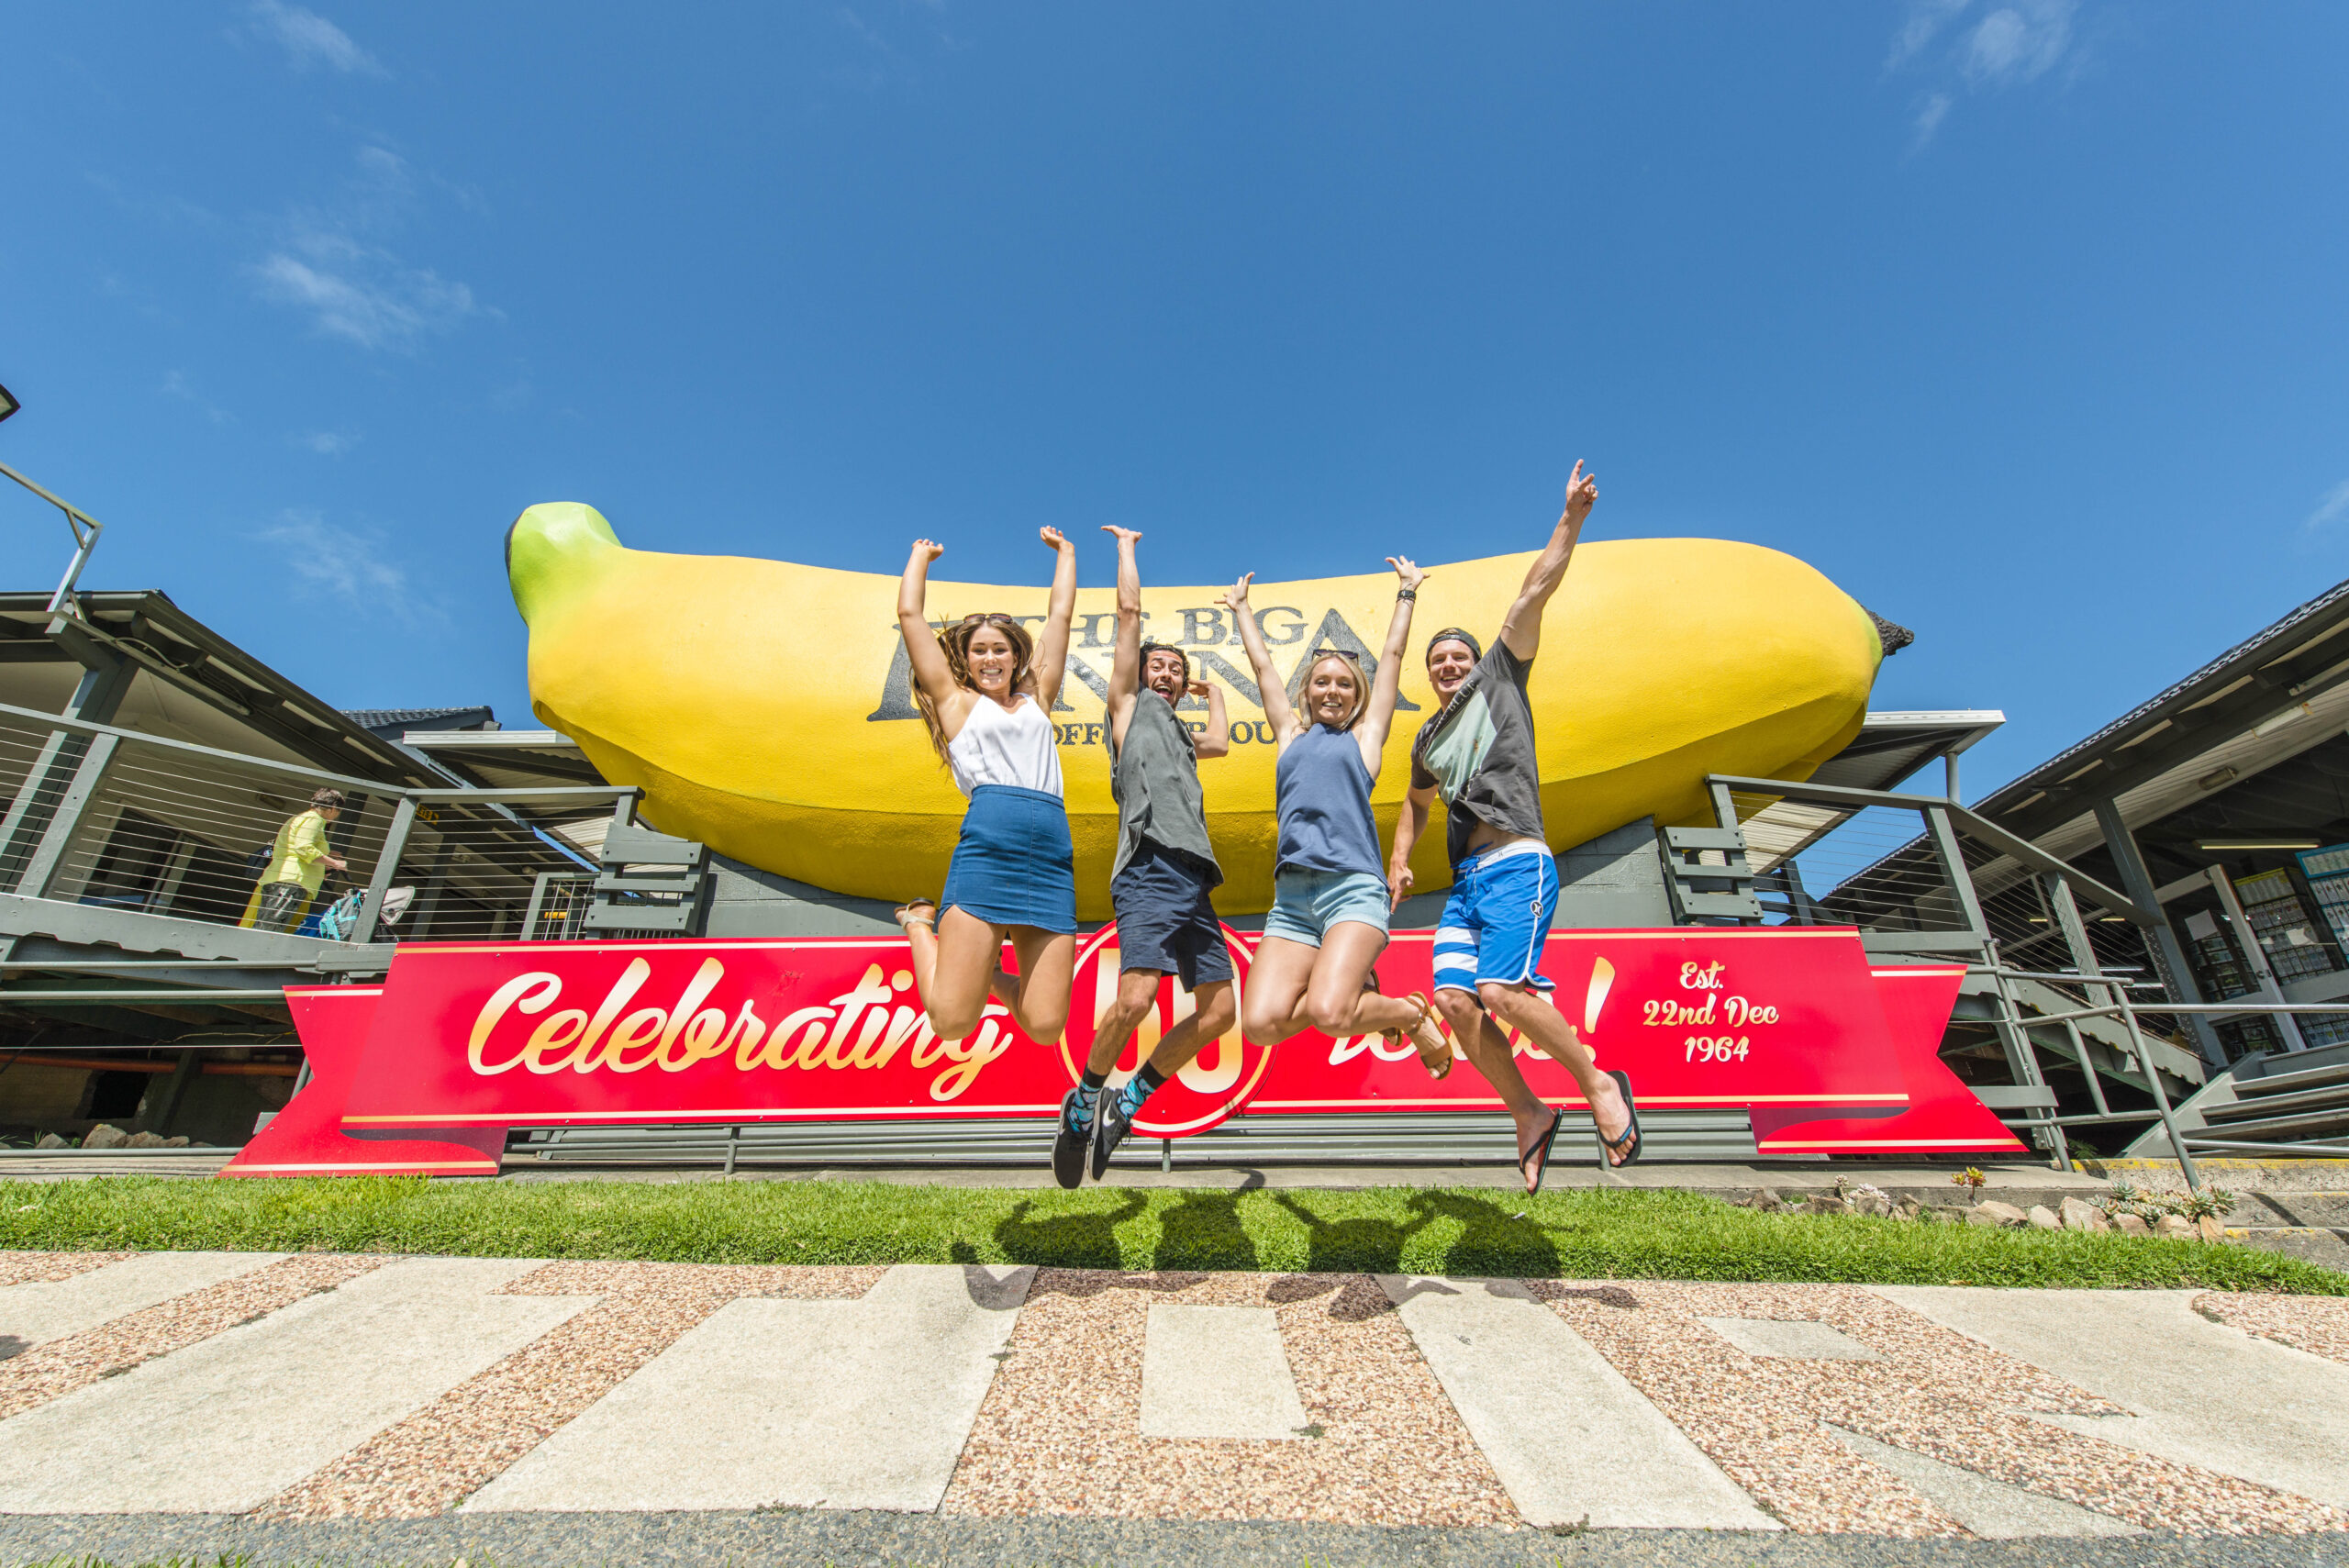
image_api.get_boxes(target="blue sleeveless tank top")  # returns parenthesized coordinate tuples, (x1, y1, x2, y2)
(1275, 725, 1383, 878)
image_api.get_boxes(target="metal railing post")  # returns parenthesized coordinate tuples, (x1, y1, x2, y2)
(350, 796, 417, 946)
(1926, 803, 2066, 1167)
(15, 731, 118, 898)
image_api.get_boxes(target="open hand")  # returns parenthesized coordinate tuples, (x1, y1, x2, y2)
(1099, 525, 1142, 544)
(1386, 555, 1428, 592)
(1563, 461, 1598, 525)
(1388, 863, 1414, 909)
(1040, 526, 1073, 550)
(910, 539, 944, 565)
(1222, 572, 1254, 614)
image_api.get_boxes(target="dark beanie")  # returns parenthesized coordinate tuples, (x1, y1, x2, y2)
(1425, 627, 1482, 664)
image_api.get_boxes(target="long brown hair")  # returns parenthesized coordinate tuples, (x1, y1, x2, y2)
(917, 612, 1039, 763)
(1300, 650, 1369, 731)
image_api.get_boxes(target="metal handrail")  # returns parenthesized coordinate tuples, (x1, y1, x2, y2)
(0, 460, 106, 613)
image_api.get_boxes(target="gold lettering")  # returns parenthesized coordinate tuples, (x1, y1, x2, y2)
(469, 973, 561, 1075)
(758, 1006, 831, 1071)
(652, 959, 728, 1068)
(722, 1000, 770, 1070)
(670, 1006, 728, 1070)
(862, 1006, 931, 1071)
(575, 958, 651, 1064)
(523, 1008, 590, 1073)
(930, 1009, 1011, 1100)
(599, 1006, 668, 1073)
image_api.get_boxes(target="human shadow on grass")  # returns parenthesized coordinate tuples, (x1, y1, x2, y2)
(990, 1189, 1149, 1270)
(1268, 1189, 1563, 1281)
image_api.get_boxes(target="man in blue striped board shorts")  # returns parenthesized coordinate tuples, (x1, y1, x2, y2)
(1386, 462, 1640, 1191)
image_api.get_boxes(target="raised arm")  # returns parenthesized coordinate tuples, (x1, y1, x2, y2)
(1192, 677, 1231, 760)
(1030, 527, 1080, 712)
(1354, 556, 1427, 766)
(1498, 460, 1598, 663)
(896, 539, 964, 716)
(1101, 526, 1143, 745)
(1222, 573, 1300, 740)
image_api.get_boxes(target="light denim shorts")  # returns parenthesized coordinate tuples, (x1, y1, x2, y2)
(1262, 868, 1391, 948)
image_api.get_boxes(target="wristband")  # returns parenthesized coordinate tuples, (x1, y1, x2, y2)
(1395, 588, 1417, 602)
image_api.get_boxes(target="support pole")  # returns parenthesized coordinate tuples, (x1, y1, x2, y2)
(2091, 797, 2225, 1069)
(1926, 805, 2066, 1168)
(16, 732, 119, 899)
(2207, 865, 2307, 1053)
(350, 797, 417, 946)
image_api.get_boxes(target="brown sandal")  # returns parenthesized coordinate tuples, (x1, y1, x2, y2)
(1383, 991, 1453, 1079)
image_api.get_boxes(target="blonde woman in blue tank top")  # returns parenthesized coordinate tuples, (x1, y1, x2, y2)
(891, 528, 1081, 1051)
(1222, 561, 1452, 1072)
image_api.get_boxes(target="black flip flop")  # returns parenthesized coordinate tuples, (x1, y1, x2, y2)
(1599, 1069, 1642, 1168)
(1518, 1106, 1565, 1195)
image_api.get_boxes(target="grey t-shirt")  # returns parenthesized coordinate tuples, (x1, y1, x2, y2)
(1409, 639, 1546, 870)
(1107, 691, 1223, 885)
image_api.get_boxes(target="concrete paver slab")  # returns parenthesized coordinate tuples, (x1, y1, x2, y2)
(1698, 1317, 1883, 1361)
(1378, 1275, 1777, 1530)
(467, 1262, 1031, 1514)
(0, 1256, 582, 1515)
(0, 1252, 287, 1354)
(1823, 1425, 2142, 1538)
(1139, 1305, 1309, 1440)
(1872, 1286, 2349, 1510)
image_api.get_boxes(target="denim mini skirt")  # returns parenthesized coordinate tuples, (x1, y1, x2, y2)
(939, 784, 1078, 934)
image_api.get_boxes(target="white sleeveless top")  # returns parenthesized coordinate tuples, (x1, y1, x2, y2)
(947, 693, 1063, 799)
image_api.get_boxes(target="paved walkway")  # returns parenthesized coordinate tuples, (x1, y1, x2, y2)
(1, 1250, 2345, 1562)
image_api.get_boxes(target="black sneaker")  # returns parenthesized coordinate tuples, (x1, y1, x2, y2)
(1051, 1088, 1093, 1189)
(1091, 1079, 1141, 1181)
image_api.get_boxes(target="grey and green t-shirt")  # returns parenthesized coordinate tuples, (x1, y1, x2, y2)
(1408, 639, 1546, 870)
(1107, 691, 1224, 886)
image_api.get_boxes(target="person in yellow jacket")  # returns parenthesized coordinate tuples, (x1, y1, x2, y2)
(241, 789, 350, 932)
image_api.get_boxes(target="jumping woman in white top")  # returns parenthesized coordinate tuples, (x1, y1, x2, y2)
(892, 528, 1081, 1049)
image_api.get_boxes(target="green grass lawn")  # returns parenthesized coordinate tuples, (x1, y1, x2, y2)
(2, 1176, 2342, 1293)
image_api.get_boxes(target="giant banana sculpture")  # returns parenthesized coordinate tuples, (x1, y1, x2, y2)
(509, 503, 1889, 919)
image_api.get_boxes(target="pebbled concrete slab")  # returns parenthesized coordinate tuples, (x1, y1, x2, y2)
(0, 1251, 286, 1353)
(1698, 1317, 1883, 1362)
(1377, 1274, 1777, 1531)
(0, 1256, 582, 1515)
(1139, 1305, 1310, 1440)
(1823, 1425, 2142, 1539)
(3, 1507, 2326, 1568)
(1872, 1285, 2349, 1510)
(467, 1262, 1031, 1514)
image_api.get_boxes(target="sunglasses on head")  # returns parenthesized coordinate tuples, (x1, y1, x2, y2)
(1308, 647, 1363, 664)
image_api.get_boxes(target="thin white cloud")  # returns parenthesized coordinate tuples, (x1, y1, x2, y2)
(1963, 2, 2076, 85)
(160, 371, 232, 425)
(301, 431, 358, 456)
(2307, 480, 2349, 533)
(1888, 0, 1974, 69)
(253, 511, 440, 623)
(248, 0, 384, 76)
(252, 145, 488, 351)
(1889, 0, 2081, 146)
(1913, 93, 1954, 145)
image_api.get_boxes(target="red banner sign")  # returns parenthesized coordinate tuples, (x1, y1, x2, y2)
(222, 924, 2018, 1177)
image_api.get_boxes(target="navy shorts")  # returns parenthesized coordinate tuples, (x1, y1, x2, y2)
(1109, 841, 1234, 992)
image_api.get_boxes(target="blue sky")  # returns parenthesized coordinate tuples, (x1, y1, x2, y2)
(3, 3, 2344, 801)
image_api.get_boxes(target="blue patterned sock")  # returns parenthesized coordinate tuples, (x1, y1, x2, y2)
(1063, 1087, 1094, 1129)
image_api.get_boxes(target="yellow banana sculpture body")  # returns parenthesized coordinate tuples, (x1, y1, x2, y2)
(508, 504, 1887, 920)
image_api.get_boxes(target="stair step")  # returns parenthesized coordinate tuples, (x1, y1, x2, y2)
(2187, 1105, 2349, 1141)
(2236, 1059, 2349, 1098)
(2202, 1083, 2349, 1120)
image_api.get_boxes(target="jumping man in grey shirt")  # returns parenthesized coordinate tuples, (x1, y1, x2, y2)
(1053, 525, 1237, 1187)
(1387, 462, 1640, 1190)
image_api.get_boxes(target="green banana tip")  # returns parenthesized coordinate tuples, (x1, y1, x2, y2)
(507, 503, 621, 625)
